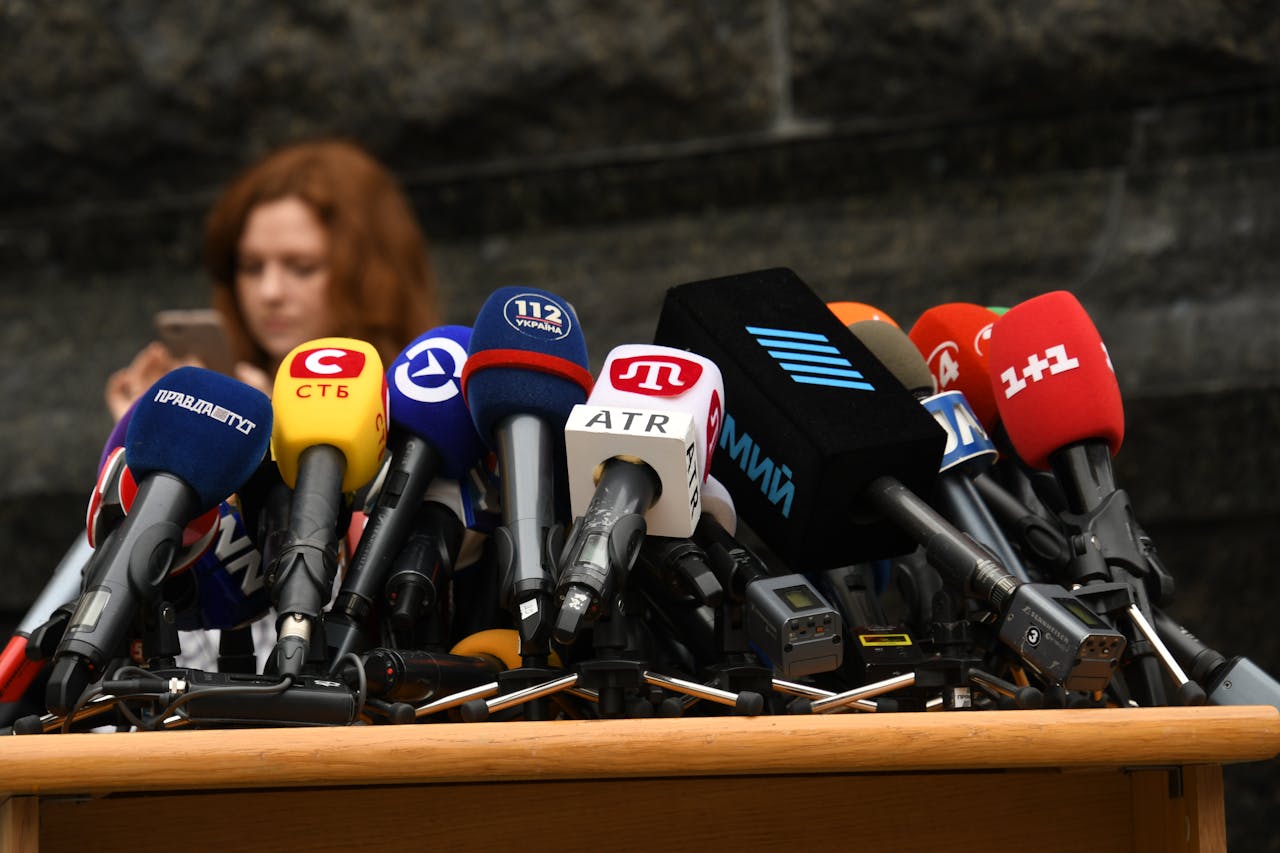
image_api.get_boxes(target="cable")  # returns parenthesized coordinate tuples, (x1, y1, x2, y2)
(342, 652, 367, 718)
(156, 674, 295, 723)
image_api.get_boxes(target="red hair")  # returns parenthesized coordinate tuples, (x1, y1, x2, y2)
(205, 139, 439, 369)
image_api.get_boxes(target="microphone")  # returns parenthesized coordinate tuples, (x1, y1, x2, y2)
(908, 302, 1070, 573)
(827, 302, 900, 328)
(267, 338, 387, 677)
(46, 367, 272, 714)
(96, 457, 223, 572)
(346, 647, 504, 705)
(461, 286, 592, 657)
(6, 416, 219, 722)
(95, 400, 134, 473)
(908, 303, 1000, 428)
(1154, 609, 1280, 710)
(654, 267, 945, 568)
(987, 291, 1173, 703)
(700, 474, 737, 535)
(844, 316, 1031, 582)
(381, 499, 464, 635)
(654, 269, 1124, 691)
(693, 511, 844, 679)
(988, 291, 1123, 478)
(327, 327, 485, 665)
(555, 344, 723, 642)
(85, 446, 129, 550)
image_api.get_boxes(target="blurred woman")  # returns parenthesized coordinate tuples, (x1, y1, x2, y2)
(105, 138, 440, 418)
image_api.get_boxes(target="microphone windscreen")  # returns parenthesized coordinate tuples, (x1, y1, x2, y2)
(908, 303, 1001, 428)
(828, 302, 900, 328)
(98, 402, 134, 473)
(590, 344, 724, 481)
(271, 338, 388, 492)
(654, 268, 944, 568)
(988, 291, 1123, 469)
(701, 474, 737, 536)
(462, 286, 592, 441)
(125, 366, 273, 511)
(846, 319, 934, 396)
(387, 325, 486, 480)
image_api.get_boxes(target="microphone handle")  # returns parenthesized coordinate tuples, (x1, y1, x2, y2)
(492, 413, 558, 646)
(1152, 608, 1226, 685)
(552, 458, 656, 643)
(271, 444, 346, 620)
(864, 476, 1018, 611)
(358, 648, 502, 703)
(971, 472, 1072, 573)
(48, 474, 200, 715)
(933, 474, 1032, 582)
(336, 431, 442, 618)
(1151, 608, 1276, 709)
(559, 458, 656, 595)
(1050, 441, 1119, 516)
(693, 513, 769, 603)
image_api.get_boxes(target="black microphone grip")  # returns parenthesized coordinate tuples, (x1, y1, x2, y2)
(334, 431, 442, 629)
(693, 513, 769, 602)
(269, 444, 345, 678)
(269, 445, 345, 620)
(1154, 609, 1280, 709)
(553, 457, 656, 643)
(356, 648, 502, 703)
(636, 535, 724, 607)
(47, 474, 201, 716)
(385, 501, 464, 632)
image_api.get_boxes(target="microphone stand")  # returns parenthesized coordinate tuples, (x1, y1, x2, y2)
(459, 584, 764, 721)
(1048, 443, 1189, 706)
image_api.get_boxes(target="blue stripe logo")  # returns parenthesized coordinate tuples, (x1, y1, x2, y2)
(745, 326, 875, 391)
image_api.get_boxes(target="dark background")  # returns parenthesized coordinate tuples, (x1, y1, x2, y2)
(2, 2, 1277, 846)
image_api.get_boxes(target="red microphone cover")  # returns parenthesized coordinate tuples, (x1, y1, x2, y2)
(908, 303, 1001, 428)
(988, 291, 1123, 469)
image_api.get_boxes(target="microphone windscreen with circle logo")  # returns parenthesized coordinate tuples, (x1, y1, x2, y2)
(387, 325, 486, 480)
(462, 286, 592, 442)
(909, 303, 1002, 428)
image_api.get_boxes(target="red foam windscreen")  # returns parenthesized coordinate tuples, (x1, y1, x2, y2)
(988, 291, 1123, 470)
(908, 303, 1001, 428)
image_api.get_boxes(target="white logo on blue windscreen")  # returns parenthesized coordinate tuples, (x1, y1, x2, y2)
(394, 336, 468, 404)
(503, 292, 573, 341)
(745, 326, 875, 391)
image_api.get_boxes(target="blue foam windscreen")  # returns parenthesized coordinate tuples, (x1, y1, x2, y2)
(125, 366, 274, 511)
(463, 286, 592, 442)
(386, 325, 486, 480)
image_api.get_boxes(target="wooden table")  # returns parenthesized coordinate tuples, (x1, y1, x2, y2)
(2, 705, 1277, 852)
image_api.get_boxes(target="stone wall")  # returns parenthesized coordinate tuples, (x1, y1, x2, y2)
(2, 2, 1277, 844)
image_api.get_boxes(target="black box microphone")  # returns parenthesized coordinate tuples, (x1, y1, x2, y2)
(654, 267, 946, 570)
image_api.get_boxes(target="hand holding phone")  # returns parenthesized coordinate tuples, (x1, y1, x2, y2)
(153, 309, 236, 376)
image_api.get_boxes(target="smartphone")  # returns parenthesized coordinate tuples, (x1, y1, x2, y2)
(154, 308, 236, 377)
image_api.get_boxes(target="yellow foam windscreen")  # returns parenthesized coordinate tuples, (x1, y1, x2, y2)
(450, 629, 562, 671)
(271, 337, 388, 492)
